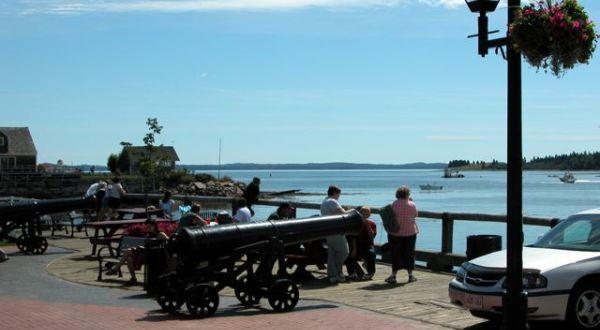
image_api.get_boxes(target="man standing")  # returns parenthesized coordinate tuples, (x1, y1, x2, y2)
(243, 177, 261, 216)
(320, 185, 351, 284)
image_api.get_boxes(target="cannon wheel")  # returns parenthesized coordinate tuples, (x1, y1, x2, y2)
(234, 275, 261, 306)
(16, 235, 29, 253)
(268, 279, 299, 312)
(156, 275, 184, 312)
(30, 237, 48, 255)
(186, 285, 219, 318)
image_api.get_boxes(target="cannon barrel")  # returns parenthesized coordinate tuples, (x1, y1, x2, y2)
(175, 210, 363, 263)
(0, 197, 95, 219)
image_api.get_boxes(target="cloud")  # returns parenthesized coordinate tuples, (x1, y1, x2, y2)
(9, 0, 475, 15)
(424, 135, 489, 141)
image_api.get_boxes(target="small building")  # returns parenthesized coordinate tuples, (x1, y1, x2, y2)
(0, 127, 37, 172)
(120, 146, 179, 174)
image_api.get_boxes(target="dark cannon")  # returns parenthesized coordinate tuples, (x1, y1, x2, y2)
(0, 197, 95, 254)
(155, 210, 363, 318)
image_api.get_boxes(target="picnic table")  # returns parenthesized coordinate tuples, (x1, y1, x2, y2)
(87, 218, 174, 255)
(114, 208, 164, 220)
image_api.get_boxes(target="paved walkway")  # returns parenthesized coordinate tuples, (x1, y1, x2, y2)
(0, 242, 453, 330)
(43, 232, 486, 329)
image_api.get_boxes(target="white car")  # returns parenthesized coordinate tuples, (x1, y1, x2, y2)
(449, 208, 600, 329)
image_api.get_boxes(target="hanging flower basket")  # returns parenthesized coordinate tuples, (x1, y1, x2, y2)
(510, 0, 597, 77)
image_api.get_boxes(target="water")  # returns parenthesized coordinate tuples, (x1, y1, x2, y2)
(201, 169, 600, 254)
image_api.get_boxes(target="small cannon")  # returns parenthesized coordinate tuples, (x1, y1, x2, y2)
(0, 197, 95, 254)
(155, 210, 363, 318)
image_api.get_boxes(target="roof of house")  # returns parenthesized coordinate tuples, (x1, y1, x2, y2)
(0, 127, 37, 156)
(122, 146, 180, 162)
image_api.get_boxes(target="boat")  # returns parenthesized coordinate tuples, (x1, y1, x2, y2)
(442, 168, 464, 178)
(420, 183, 443, 191)
(559, 171, 576, 184)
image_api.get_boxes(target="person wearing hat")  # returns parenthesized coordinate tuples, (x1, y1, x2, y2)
(267, 202, 295, 220)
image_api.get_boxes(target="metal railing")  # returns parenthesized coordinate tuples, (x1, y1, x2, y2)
(125, 193, 560, 271)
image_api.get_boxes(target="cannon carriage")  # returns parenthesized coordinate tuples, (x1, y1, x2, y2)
(0, 197, 94, 254)
(155, 210, 363, 318)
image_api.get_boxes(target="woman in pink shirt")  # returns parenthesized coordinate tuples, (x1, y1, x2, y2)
(385, 186, 418, 284)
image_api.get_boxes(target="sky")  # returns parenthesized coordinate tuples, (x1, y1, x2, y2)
(1, 0, 600, 165)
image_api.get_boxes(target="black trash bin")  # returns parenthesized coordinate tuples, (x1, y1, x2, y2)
(466, 235, 502, 260)
(144, 238, 168, 294)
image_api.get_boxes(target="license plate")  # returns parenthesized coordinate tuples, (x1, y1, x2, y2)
(464, 294, 483, 309)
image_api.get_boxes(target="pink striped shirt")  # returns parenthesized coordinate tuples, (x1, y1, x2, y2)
(389, 198, 419, 237)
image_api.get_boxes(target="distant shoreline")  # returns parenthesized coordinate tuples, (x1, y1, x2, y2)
(177, 162, 447, 171)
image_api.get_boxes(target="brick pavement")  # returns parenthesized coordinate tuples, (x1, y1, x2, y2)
(0, 297, 445, 330)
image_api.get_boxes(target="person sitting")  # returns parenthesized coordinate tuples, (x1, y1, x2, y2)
(233, 199, 252, 223)
(267, 202, 295, 220)
(159, 191, 175, 219)
(178, 203, 207, 228)
(345, 206, 377, 280)
(105, 219, 169, 284)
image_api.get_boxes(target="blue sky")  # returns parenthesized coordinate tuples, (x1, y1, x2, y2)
(1, 0, 600, 165)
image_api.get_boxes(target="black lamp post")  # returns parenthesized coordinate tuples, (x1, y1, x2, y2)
(466, 0, 528, 329)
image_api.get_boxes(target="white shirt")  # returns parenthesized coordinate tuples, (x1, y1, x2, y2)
(159, 199, 175, 215)
(107, 183, 124, 199)
(234, 207, 252, 223)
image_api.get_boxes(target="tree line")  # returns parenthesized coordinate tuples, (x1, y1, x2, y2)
(449, 151, 600, 170)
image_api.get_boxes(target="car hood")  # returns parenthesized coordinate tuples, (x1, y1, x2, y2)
(469, 247, 600, 273)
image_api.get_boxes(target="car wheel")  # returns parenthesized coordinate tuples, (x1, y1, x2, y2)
(567, 282, 600, 329)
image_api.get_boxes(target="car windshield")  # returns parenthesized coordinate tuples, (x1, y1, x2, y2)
(533, 215, 600, 252)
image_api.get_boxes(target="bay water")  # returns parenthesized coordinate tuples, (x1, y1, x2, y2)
(201, 169, 600, 255)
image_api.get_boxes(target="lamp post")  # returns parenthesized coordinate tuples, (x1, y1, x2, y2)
(465, 0, 528, 329)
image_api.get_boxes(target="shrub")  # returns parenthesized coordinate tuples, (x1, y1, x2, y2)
(194, 173, 216, 183)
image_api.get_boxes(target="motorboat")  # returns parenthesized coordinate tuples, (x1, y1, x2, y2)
(443, 168, 464, 178)
(559, 171, 576, 184)
(420, 183, 443, 191)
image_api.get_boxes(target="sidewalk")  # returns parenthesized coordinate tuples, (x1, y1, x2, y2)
(3, 231, 487, 329)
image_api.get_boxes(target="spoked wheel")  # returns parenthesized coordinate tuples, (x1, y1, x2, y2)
(185, 285, 219, 318)
(30, 237, 48, 255)
(267, 279, 299, 312)
(155, 274, 185, 313)
(16, 235, 29, 254)
(234, 275, 261, 306)
(568, 282, 600, 329)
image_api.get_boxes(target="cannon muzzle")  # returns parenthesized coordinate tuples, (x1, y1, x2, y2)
(0, 197, 95, 219)
(174, 210, 363, 263)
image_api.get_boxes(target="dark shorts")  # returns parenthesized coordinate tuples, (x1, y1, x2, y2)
(106, 197, 120, 209)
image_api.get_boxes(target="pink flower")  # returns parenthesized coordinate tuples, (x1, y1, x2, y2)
(573, 21, 580, 29)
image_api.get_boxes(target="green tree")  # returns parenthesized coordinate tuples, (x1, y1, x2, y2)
(107, 154, 119, 173)
(138, 118, 167, 190)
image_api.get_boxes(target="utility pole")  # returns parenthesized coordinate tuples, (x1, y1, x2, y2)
(504, 0, 527, 328)
(465, 0, 527, 328)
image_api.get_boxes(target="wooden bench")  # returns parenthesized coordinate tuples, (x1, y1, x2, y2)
(284, 241, 327, 278)
(50, 211, 90, 238)
(97, 236, 148, 281)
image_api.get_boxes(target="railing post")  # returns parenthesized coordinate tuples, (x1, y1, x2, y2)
(441, 213, 454, 254)
(231, 199, 237, 216)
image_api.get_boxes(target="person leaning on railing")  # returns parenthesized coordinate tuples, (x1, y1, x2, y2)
(321, 185, 353, 284)
(384, 186, 419, 284)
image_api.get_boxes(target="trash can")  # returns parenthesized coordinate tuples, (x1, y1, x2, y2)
(144, 238, 168, 294)
(466, 235, 502, 260)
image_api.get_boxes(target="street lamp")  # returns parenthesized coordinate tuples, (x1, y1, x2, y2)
(466, 0, 528, 329)
(465, 0, 506, 57)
